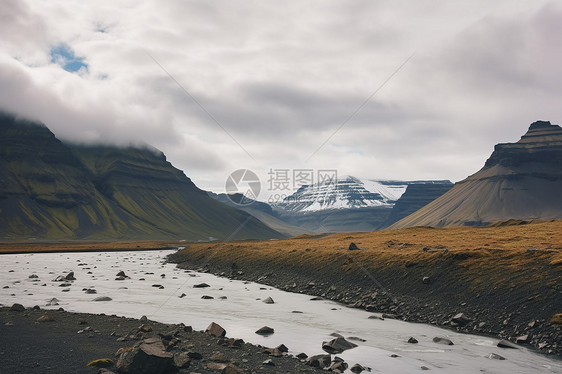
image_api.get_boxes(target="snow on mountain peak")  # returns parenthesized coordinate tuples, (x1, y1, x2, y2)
(274, 176, 409, 212)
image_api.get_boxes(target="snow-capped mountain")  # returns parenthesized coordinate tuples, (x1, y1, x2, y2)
(274, 176, 410, 212)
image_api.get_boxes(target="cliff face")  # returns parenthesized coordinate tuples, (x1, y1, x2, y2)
(382, 182, 453, 227)
(391, 121, 562, 228)
(0, 112, 283, 240)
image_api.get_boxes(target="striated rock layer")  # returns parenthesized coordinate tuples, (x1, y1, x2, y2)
(391, 121, 562, 228)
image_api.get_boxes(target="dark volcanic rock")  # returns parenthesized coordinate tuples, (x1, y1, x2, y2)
(205, 322, 226, 337)
(321, 337, 358, 354)
(116, 340, 174, 374)
(255, 326, 274, 335)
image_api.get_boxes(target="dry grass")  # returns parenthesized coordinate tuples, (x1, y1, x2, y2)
(184, 220, 562, 271)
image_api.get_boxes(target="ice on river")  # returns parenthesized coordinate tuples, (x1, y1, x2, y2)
(0, 250, 560, 374)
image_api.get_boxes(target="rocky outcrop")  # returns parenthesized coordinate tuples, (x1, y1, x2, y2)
(391, 121, 562, 228)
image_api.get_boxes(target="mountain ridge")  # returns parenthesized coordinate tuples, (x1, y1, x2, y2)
(391, 120, 562, 228)
(0, 112, 283, 240)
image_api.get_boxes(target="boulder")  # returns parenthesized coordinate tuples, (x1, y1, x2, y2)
(515, 335, 529, 344)
(173, 352, 190, 368)
(407, 337, 418, 344)
(117, 341, 174, 374)
(348, 242, 360, 250)
(221, 365, 239, 374)
(433, 337, 454, 345)
(322, 337, 358, 354)
(306, 354, 331, 368)
(10, 303, 25, 312)
(255, 326, 274, 335)
(65, 271, 76, 281)
(116, 270, 127, 277)
(422, 276, 431, 284)
(262, 297, 275, 304)
(205, 322, 226, 337)
(210, 352, 228, 362)
(350, 363, 366, 373)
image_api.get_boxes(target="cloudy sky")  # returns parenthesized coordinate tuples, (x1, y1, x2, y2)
(1, 0, 561, 200)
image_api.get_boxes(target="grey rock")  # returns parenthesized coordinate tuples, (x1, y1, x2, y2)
(116, 341, 174, 374)
(193, 283, 210, 288)
(255, 326, 275, 335)
(322, 337, 358, 354)
(262, 296, 275, 304)
(10, 303, 25, 312)
(497, 339, 518, 349)
(433, 337, 454, 345)
(407, 337, 418, 344)
(452, 313, 472, 325)
(306, 354, 331, 368)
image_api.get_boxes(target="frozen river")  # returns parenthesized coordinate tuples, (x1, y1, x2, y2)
(0, 249, 560, 373)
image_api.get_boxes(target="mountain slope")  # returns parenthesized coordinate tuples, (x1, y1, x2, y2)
(208, 192, 311, 237)
(0, 112, 283, 240)
(391, 120, 562, 228)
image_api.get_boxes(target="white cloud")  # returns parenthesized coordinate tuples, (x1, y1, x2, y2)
(1, 0, 561, 198)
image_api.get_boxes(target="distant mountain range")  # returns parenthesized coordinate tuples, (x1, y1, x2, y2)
(391, 120, 562, 228)
(0, 112, 283, 241)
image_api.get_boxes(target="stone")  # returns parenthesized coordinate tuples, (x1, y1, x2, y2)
(65, 271, 76, 281)
(37, 314, 55, 322)
(296, 352, 308, 360)
(93, 296, 112, 302)
(275, 344, 288, 353)
(348, 242, 360, 250)
(10, 303, 25, 312)
(201, 295, 214, 299)
(207, 362, 227, 370)
(262, 359, 275, 366)
(116, 270, 127, 277)
(487, 353, 506, 360)
(116, 342, 174, 374)
(306, 354, 331, 368)
(322, 337, 358, 354)
(497, 339, 518, 349)
(433, 337, 454, 345)
(47, 297, 59, 306)
(255, 326, 274, 335)
(515, 335, 529, 344)
(210, 352, 228, 362)
(407, 337, 418, 344)
(350, 363, 366, 373)
(221, 365, 239, 374)
(262, 296, 275, 304)
(205, 322, 226, 337)
(330, 360, 349, 373)
(422, 276, 431, 284)
(179, 293, 186, 298)
(173, 352, 190, 368)
(85, 289, 97, 294)
(193, 283, 210, 288)
(452, 313, 472, 325)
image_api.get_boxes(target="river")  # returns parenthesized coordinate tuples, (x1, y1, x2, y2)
(0, 249, 559, 373)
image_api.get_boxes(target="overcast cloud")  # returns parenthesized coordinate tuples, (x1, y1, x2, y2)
(1, 0, 561, 200)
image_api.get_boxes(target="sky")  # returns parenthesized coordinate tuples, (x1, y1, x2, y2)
(1, 0, 561, 202)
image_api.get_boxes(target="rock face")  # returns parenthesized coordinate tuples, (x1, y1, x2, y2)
(391, 121, 562, 228)
(0, 111, 282, 241)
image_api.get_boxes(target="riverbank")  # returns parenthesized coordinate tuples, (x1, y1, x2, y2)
(168, 220, 562, 357)
(0, 306, 319, 374)
(0, 241, 181, 254)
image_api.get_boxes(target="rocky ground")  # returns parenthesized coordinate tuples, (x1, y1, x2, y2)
(0, 305, 355, 374)
(167, 221, 562, 357)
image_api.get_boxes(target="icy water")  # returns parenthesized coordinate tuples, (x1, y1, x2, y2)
(0, 249, 560, 374)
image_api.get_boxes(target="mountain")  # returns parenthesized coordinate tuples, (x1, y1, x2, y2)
(0, 112, 283, 240)
(382, 181, 453, 227)
(391, 120, 562, 228)
(274, 176, 409, 212)
(271, 177, 452, 232)
(207, 192, 311, 237)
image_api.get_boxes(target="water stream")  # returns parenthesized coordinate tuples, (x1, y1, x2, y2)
(0, 250, 559, 373)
